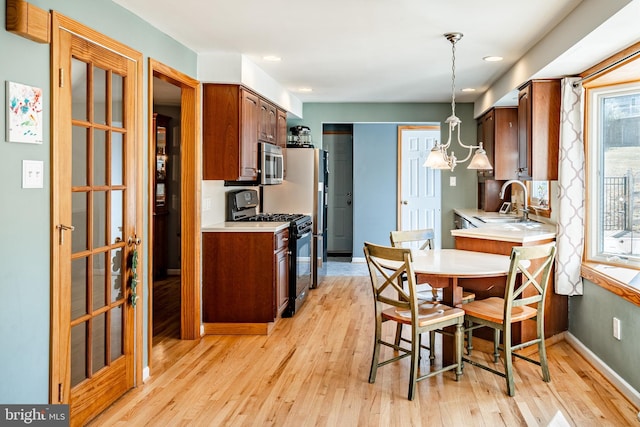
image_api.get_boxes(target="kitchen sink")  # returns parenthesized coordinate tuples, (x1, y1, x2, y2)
(473, 216, 521, 223)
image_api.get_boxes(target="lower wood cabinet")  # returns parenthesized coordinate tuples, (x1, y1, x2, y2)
(454, 236, 568, 344)
(202, 229, 290, 329)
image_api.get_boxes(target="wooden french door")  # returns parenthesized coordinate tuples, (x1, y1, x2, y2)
(51, 13, 143, 426)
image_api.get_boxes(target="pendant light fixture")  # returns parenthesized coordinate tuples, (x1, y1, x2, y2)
(424, 33, 493, 172)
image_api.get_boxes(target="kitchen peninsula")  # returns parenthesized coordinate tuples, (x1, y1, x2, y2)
(451, 208, 567, 343)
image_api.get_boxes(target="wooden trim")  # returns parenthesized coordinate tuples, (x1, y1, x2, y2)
(581, 263, 640, 308)
(6, 0, 50, 43)
(396, 125, 441, 231)
(580, 40, 640, 83)
(202, 322, 274, 335)
(148, 58, 201, 360)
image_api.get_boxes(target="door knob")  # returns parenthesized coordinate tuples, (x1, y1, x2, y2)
(402, 200, 408, 205)
(128, 235, 141, 246)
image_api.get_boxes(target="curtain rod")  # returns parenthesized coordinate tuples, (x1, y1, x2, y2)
(573, 48, 640, 87)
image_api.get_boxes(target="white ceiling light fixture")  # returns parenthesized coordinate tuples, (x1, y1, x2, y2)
(424, 32, 493, 172)
(483, 55, 503, 62)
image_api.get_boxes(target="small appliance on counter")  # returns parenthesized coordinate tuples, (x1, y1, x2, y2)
(288, 125, 314, 147)
(226, 189, 313, 317)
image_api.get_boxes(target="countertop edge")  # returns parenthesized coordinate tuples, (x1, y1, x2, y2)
(202, 222, 290, 233)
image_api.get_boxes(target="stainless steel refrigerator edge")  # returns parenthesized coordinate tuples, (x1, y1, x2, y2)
(262, 148, 329, 288)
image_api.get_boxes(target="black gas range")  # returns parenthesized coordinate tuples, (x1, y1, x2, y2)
(227, 190, 313, 317)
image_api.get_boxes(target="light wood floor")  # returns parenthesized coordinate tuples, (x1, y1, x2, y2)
(89, 276, 639, 426)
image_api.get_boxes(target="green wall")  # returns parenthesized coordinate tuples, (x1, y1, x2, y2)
(0, 0, 197, 403)
(569, 280, 640, 392)
(289, 102, 478, 250)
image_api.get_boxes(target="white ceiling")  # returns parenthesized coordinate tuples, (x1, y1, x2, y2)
(118, 0, 640, 106)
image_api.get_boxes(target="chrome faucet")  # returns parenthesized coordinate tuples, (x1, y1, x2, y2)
(499, 179, 529, 221)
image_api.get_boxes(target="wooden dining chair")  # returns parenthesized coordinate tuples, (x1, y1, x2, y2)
(390, 229, 475, 362)
(363, 241, 464, 400)
(462, 242, 557, 396)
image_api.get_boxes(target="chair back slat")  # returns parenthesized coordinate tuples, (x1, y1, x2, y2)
(503, 242, 557, 322)
(390, 229, 435, 251)
(364, 242, 420, 314)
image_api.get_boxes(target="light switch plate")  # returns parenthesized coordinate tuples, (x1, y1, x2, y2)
(449, 176, 456, 186)
(22, 160, 44, 189)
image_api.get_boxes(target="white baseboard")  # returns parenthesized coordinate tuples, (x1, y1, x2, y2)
(200, 324, 205, 336)
(142, 366, 150, 383)
(167, 269, 181, 276)
(565, 332, 640, 409)
(351, 257, 366, 263)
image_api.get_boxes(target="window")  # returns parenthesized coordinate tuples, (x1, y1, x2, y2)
(586, 83, 640, 267)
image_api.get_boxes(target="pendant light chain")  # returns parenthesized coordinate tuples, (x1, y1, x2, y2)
(450, 37, 456, 118)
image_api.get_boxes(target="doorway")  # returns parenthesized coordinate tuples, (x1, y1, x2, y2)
(397, 126, 442, 248)
(147, 60, 201, 377)
(323, 124, 353, 257)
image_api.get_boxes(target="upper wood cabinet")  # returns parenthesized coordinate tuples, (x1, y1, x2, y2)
(477, 107, 519, 181)
(203, 83, 288, 182)
(259, 99, 277, 144)
(276, 109, 287, 149)
(517, 80, 561, 181)
(203, 84, 259, 181)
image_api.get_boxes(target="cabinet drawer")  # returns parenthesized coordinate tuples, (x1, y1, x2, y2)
(275, 229, 290, 251)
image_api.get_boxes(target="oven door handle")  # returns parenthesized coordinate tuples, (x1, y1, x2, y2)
(297, 231, 311, 239)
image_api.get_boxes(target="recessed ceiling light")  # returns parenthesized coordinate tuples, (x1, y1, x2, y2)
(297, 87, 313, 93)
(462, 88, 476, 92)
(263, 55, 281, 62)
(483, 56, 503, 62)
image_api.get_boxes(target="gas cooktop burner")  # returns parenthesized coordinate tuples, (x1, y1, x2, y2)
(245, 213, 305, 222)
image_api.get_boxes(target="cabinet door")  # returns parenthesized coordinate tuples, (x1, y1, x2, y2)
(275, 247, 289, 316)
(517, 84, 532, 180)
(276, 109, 287, 149)
(493, 108, 518, 180)
(477, 110, 495, 180)
(259, 99, 277, 144)
(240, 89, 260, 180)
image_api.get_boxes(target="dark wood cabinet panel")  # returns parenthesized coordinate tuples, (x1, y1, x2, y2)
(259, 99, 277, 144)
(477, 107, 518, 181)
(202, 228, 290, 324)
(202, 84, 259, 181)
(276, 109, 287, 149)
(517, 80, 561, 180)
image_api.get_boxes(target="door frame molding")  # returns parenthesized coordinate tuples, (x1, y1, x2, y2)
(147, 59, 201, 370)
(396, 125, 440, 231)
(50, 11, 144, 403)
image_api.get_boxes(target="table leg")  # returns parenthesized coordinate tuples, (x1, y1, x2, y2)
(442, 277, 462, 364)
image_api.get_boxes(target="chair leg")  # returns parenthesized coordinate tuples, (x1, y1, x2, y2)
(369, 318, 383, 383)
(394, 323, 403, 346)
(538, 321, 551, 382)
(408, 327, 419, 400)
(503, 325, 515, 397)
(454, 322, 463, 381)
(493, 329, 500, 363)
(429, 331, 436, 365)
(466, 319, 474, 355)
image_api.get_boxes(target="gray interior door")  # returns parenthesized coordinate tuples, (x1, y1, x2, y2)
(324, 133, 353, 255)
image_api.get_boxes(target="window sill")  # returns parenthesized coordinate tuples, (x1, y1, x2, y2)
(581, 262, 640, 307)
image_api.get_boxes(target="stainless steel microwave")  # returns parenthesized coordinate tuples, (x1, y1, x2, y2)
(260, 142, 284, 185)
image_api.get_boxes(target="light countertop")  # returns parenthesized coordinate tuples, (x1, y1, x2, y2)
(202, 221, 289, 233)
(452, 209, 556, 243)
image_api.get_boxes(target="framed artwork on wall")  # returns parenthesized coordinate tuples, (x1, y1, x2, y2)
(6, 81, 44, 144)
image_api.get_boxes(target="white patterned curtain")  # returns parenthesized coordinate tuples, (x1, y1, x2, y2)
(555, 77, 584, 295)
